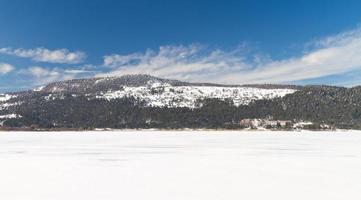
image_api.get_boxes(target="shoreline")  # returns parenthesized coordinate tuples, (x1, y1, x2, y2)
(0, 128, 358, 133)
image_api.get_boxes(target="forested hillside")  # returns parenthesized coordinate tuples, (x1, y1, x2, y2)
(1, 75, 361, 130)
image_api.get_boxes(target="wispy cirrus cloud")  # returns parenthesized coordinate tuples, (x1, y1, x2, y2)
(98, 44, 250, 81)
(0, 63, 15, 75)
(98, 26, 361, 85)
(0, 47, 86, 64)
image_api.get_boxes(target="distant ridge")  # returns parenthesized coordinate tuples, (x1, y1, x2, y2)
(38, 74, 300, 94)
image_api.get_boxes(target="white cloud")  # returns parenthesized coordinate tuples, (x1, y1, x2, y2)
(98, 44, 250, 82)
(25, 66, 72, 85)
(28, 66, 60, 77)
(24, 66, 95, 86)
(0, 63, 14, 75)
(98, 26, 361, 85)
(0, 47, 86, 64)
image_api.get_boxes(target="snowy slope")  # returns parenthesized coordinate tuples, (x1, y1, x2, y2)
(28, 75, 297, 108)
(96, 81, 296, 108)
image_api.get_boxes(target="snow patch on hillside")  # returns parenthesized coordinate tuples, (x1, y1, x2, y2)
(0, 94, 21, 111)
(97, 81, 296, 108)
(0, 114, 22, 119)
(33, 86, 45, 92)
(0, 94, 16, 102)
(0, 102, 22, 111)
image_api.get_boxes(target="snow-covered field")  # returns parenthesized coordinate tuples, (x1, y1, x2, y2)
(1, 131, 361, 200)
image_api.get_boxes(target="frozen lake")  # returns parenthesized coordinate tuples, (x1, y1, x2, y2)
(1, 131, 361, 200)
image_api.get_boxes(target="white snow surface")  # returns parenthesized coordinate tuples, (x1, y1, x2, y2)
(0, 114, 21, 119)
(33, 86, 45, 92)
(97, 82, 296, 107)
(0, 102, 22, 111)
(1, 130, 361, 200)
(0, 94, 16, 102)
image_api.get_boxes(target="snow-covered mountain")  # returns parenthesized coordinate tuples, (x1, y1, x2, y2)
(2, 74, 361, 130)
(0, 74, 298, 126)
(28, 74, 296, 108)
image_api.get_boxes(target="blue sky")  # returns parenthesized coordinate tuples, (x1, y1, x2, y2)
(1, 0, 361, 92)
